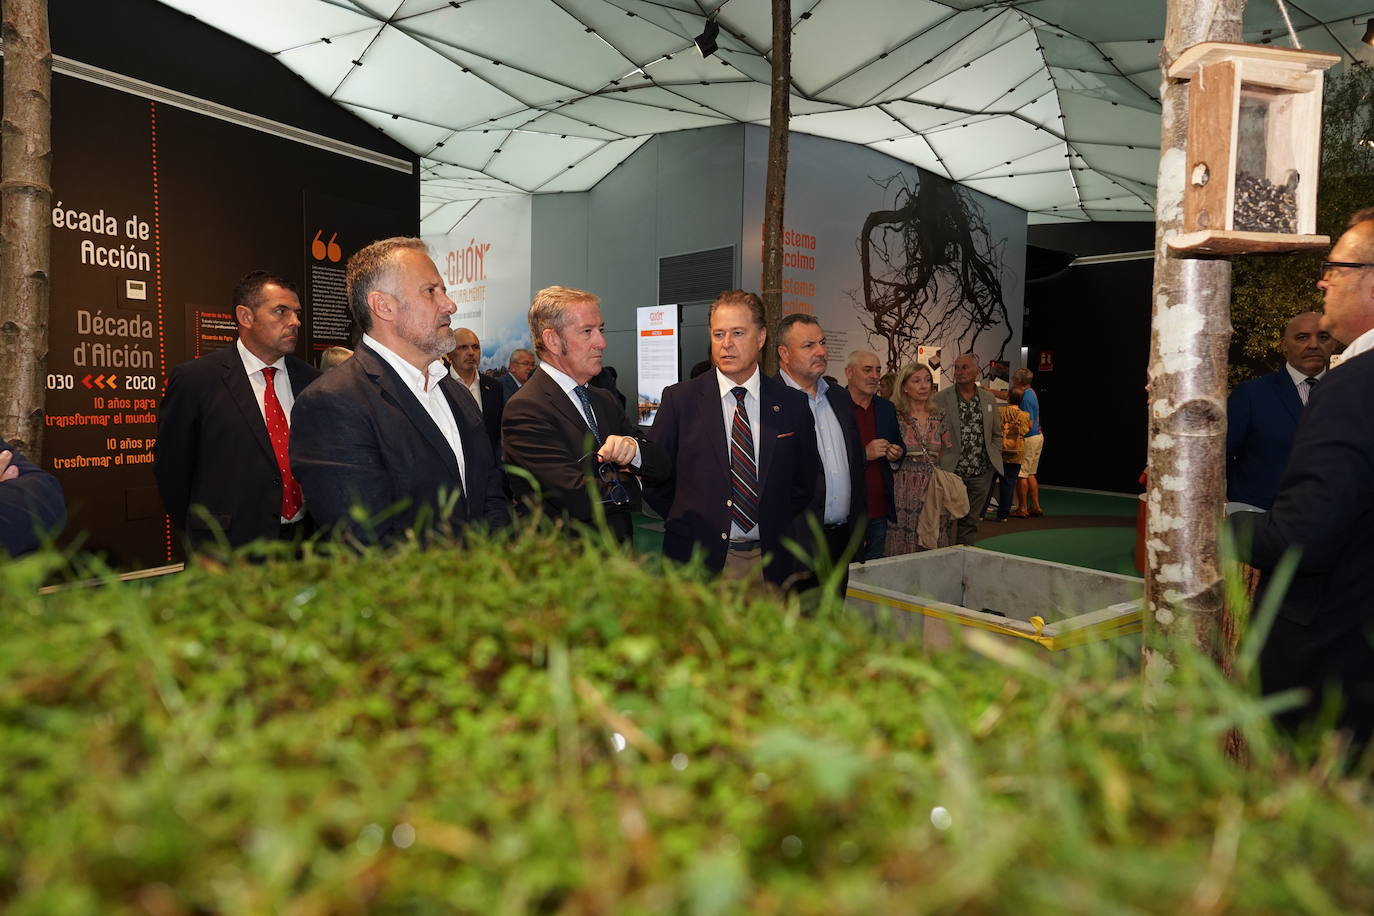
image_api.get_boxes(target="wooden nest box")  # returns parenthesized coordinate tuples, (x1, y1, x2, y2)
(1167, 42, 1339, 255)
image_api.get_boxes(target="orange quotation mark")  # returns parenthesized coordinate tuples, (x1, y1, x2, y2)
(311, 230, 343, 263)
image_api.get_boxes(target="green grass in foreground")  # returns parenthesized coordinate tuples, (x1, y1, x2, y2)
(1, 533, 1372, 914)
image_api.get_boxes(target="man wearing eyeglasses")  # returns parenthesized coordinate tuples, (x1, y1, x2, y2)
(502, 286, 670, 545)
(1225, 311, 1335, 510)
(1235, 208, 1374, 752)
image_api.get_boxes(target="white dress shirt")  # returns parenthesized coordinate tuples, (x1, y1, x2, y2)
(1284, 362, 1326, 406)
(717, 367, 761, 541)
(780, 370, 850, 525)
(449, 365, 483, 413)
(236, 338, 303, 523)
(539, 363, 641, 466)
(364, 334, 467, 491)
(1342, 325, 1374, 362)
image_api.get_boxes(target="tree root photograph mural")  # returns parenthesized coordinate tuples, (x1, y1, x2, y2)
(851, 173, 1013, 373)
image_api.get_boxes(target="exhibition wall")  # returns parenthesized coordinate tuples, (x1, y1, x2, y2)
(41, 1, 420, 569)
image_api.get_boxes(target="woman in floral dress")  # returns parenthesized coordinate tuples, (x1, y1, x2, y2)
(885, 362, 951, 556)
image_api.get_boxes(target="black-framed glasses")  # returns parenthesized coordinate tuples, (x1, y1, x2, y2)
(579, 450, 631, 507)
(1320, 260, 1374, 279)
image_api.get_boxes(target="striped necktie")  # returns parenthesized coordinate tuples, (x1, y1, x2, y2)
(729, 386, 759, 533)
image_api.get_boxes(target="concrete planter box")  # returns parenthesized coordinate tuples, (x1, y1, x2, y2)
(845, 546, 1143, 653)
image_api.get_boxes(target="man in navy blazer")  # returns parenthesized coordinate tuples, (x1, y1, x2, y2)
(1226, 311, 1334, 509)
(0, 439, 65, 556)
(645, 291, 819, 586)
(154, 271, 320, 550)
(446, 328, 506, 456)
(776, 314, 867, 594)
(499, 348, 536, 401)
(1235, 210, 1374, 751)
(844, 350, 905, 560)
(290, 238, 509, 546)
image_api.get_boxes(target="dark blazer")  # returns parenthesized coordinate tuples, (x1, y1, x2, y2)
(645, 370, 819, 585)
(1226, 368, 1305, 509)
(866, 393, 903, 522)
(1234, 349, 1374, 746)
(448, 367, 505, 455)
(289, 342, 510, 546)
(0, 438, 65, 556)
(154, 344, 320, 548)
(500, 373, 522, 402)
(502, 368, 671, 543)
(790, 377, 867, 529)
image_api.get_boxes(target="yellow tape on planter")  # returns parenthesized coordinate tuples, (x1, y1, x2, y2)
(845, 585, 1143, 652)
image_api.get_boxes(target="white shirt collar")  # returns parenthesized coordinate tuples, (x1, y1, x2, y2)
(539, 361, 583, 395)
(1342, 325, 1374, 362)
(236, 337, 287, 378)
(715, 365, 760, 401)
(364, 333, 447, 394)
(1284, 362, 1326, 386)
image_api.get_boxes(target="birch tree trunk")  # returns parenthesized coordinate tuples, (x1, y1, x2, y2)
(0, 0, 53, 460)
(760, 0, 790, 373)
(1144, 0, 1244, 677)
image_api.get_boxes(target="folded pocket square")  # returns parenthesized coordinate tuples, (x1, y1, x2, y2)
(776, 431, 795, 439)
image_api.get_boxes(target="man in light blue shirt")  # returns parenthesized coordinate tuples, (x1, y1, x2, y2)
(776, 314, 866, 596)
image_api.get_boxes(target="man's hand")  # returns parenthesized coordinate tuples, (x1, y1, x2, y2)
(597, 435, 639, 467)
(0, 450, 18, 482)
(884, 442, 903, 462)
(865, 438, 890, 461)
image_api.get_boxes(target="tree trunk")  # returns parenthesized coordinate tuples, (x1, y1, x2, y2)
(760, 0, 790, 373)
(0, 0, 53, 460)
(1144, 0, 1244, 678)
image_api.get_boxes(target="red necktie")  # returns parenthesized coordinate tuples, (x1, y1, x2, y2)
(261, 367, 303, 520)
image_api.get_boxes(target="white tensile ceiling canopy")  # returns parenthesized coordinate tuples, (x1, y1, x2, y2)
(156, 0, 1374, 234)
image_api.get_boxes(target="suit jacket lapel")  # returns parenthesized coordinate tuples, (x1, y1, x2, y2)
(360, 344, 462, 481)
(220, 350, 276, 468)
(1273, 370, 1302, 423)
(700, 373, 730, 483)
(758, 377, 781, 485)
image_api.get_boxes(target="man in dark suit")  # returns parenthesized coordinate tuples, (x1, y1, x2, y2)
(500, 348, 536, 400)
(502, 286, 670, 544)
(0, 439, 65, 556)
(154, 271, 320, 550)
(775, 314, 867, 595)
(1226, 311, 1334, 509)
(844, 350, 904, 560)
(1236, 209, 1374, 751)
(290, 237, 509, 546)
(645, 291, 819, 586)
(446, 328, 505, 455)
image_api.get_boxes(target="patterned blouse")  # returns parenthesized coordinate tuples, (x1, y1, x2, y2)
(954, 392, 988, 478)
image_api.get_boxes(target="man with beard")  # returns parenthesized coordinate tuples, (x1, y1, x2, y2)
(290, 237, 509, 545)
(155, 271, 320, 550)
(775, 314, 867, 594)
(446, 327, 505, 455)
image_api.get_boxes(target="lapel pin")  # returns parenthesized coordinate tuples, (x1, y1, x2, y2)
(772, 405, 780, 412)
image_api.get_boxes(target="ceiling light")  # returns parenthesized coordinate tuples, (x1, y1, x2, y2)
(694, 16, 720, 58)
(1363, 18, 1374, 46)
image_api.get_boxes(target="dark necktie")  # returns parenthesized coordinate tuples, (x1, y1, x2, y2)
(573, 385, 602, 445)
(261, 367, 303, 520)
(1301, 376, 1318, 406)
(729, 386, 759, 533)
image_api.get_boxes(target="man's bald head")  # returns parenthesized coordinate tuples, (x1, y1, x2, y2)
(1280, 311, 1334, 376)
(449, 327, 482, 378)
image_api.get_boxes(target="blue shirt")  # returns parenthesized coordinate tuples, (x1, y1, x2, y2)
(1022, 387, 1042, 437)
(781, 371, 851, 525)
